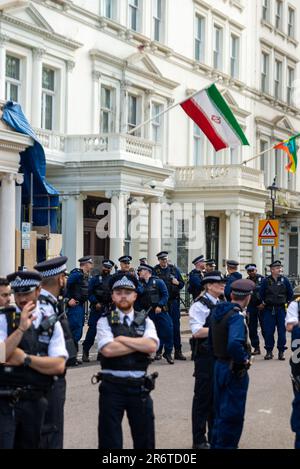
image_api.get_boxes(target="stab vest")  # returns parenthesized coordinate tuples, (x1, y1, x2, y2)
(153, 265, 180, 300)
(194, 296, 217, 353)
(68, 269, 89, 303)
(99, 310, 150, 372)
(265, 276, 287, 306)
(92, 274, 111, 306)
(139, 278, 161, 310)
(248, 275, 264, 307)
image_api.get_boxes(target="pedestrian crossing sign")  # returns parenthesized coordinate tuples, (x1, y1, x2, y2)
(258, 220, 279, 247)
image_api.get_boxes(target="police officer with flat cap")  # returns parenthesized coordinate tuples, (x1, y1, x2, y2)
(153, 252, 186, 360)
(286, 285, 300, 449)
(259, 260, 293, 360)
(245, 264, 264, 356)
(205, 259, 217, 273)
(210, 279, 254, 449)
(189, 271, 226, 449)
(224, 260, 242, 301)
(82, 259, 115, 363)
(0, 271, 67, 449)
(66, 256, 94, 365)
(34, 256, 75, 449)
(188, 256, 206, 301)
(140, 257, 148, 266)
(118, 255, 133, 273)
(95, 273, 159, 449)
(136, 264, 174, 364)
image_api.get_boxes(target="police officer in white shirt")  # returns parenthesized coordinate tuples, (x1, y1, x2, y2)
(0, 270, 68, 449)
(189, 270, 226, 449)
(96, 273, 159, 449)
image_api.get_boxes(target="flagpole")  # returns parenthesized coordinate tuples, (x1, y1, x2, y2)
(126, 82, 217, 136)
(242, 144, 274, 166)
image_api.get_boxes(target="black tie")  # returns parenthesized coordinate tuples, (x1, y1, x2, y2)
(123, 316, 130, 327)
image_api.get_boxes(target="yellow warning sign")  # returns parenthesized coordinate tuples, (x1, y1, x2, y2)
(258, 220, 279, 247)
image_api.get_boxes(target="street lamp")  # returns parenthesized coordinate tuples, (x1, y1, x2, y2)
(267, 176, 280, 263)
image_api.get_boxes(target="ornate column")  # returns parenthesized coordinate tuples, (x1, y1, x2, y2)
(31, 48, 46, 128)
(252, 213, 263, 273)
(0, 173, 19, 275)
(147, 197, 162, 266)
(106, 191, 129, 262)
(92, 70, 101, 134)
(61, 193, 86, 269)
(0, 34, 9, 100)
(227, 210, 242, 264)
(144, 90, 153, 140)
(120, 80, 130, 133)
(65, 60, 75, 133)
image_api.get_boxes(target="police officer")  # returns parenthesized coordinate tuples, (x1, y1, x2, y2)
(153, 252, 186, 360)
(139, 257, 148, 266)
(286, 285, 300, 449)
(0, 271, 67, 449)
(188, 256, 206, 301)
(259, 260, 293, 360)
(0, 277, 11, 308)
(224, 260, 242, 301)
(34, 256, 75, 449)
(189, 271, 225, 449)
(210, 279, 254, 449)
(245, 264, 264, 356)
(118, 255, 133, 273)
(205, 259, 217, 273)
(96, 273, 159, 449)
(136, 264, 174, 365)
(82, 260, 114, 362)
(66, 256, 94, 365)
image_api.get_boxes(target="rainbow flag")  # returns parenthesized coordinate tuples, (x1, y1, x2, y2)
(274, 134, 300, 174)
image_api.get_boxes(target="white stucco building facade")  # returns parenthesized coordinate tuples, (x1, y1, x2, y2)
(0, 0, 300, 276)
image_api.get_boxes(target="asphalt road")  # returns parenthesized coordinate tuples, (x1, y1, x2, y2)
(64, 326, 295, 449)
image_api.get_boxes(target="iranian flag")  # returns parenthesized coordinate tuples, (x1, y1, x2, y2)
(180, 84, 249, 151)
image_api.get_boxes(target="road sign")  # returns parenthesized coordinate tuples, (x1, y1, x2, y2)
(258, 220, 279, 247)
(21, 222, 31, 250)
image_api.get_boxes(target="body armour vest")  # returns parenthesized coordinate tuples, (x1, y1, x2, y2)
(265, 277, 287, 306)
(100, 310, 151, 372)
(39, 294, 76, 362)
(210, 306, 249, 360)
(93, 275, 111, 305)
(0, 307, 55, 391)
(69, 269, 89, 303)
(153, 265, 179, 300)
(188, 270, 203, 299)
(194, 296, 217, 353)
(139, 279, 161, 310)
(248, 275, 264, 307)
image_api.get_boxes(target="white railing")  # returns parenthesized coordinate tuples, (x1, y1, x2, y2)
(65, 134, 109, 153)
(34, 128, 66, 153)
(175, 165, 266, 190)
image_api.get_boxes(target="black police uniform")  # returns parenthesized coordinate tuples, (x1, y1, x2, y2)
(246, 268, 264, 353)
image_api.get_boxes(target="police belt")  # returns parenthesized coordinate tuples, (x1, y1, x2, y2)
(0, 385, 48, 401)
(265, 303, 286, 309)
(97, 373, 146, 387)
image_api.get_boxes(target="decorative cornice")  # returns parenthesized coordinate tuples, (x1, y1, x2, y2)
(32, 47, 46, 60)
(0, 33, 10, 46)
(91, 70, 101, 81)
(66, 60, 75, 72)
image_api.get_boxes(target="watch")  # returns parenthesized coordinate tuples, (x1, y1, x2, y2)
(23, 354, 32, 368)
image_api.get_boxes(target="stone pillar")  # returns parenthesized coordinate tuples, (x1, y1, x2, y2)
(228, 210, 241, 264)
(92, 70, 101, 134)
(144, 90, 153, 140)
(0, 173, 17, 275)
(107, 191, 129, 262)
(65, 60, 75, 133)
(0, 34, 8, 100)
(252, 213, 263, 273)
(61, 194, 85, 269)
(31, 48, 45, 128)
(120, 80, 130, 133)
(148, 197, 162, 266)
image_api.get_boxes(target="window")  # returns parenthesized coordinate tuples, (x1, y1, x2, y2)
(275, 0, 283, 30)
(213, 25, 223, 70)
(151, 102, 163, 143)
(153, 0, 164, 42)
(193, 124, 203, 165)
(5, 55, 21, 102)
(274, 59, 282, 100)
(230, 34, 239, 79)
(100, 86, 115, 133)
(260, 140, 268, 186)
(41, 67, 55, 130)
(289, 232, 298, 276)
(195, 14, 205, 62)
(261, 52, 269, 93)
(102, 0, 116, 19)
(230, 148, 239, 164)
(177, 219, 189, 273)
(128, 94, 141, 135)
(275, 147, 282, 186)
(262, 0, 270, 21)
(288, 7, 295, 38)
(129, 0, 140, 32)
(287, 67, 295, 106)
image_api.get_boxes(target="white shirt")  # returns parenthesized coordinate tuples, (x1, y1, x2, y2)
(189, 293, 219, 336)
(0, 303, 68, 360)
(286, 300, 300, 326)
(96, 308, 159, 378)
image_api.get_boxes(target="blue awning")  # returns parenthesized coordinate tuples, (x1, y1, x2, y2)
(1, 101, 59, 232)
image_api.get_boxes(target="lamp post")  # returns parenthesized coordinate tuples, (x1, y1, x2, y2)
(267, 177, 280, 264)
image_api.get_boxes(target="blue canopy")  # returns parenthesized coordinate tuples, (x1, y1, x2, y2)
(1, 101, 59, 232)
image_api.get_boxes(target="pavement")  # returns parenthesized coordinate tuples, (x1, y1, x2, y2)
(64, 315, 296, 449)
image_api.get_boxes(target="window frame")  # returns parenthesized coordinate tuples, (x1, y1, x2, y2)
(261, 51, 270, 94)
(193, 123, 203, 166)
(288, 6, 295, 38)
(230, 33, 240, 79)
(153, 0, 164, 42)
(5, 54, 22, 103)
(127, 92, 142, 136)
(275, 0, 283, 31)
(213, 23, 223, 71)
(41, 65, 56, 131)
(262, 0, 270, 22)
(194, 13, 205, 62)
(100, 85, 116, 134)
(274, 59, 283, 100)
(151, 101, 163, 143)
(128, 0, 141, 32)
(287, 66, 295, 106)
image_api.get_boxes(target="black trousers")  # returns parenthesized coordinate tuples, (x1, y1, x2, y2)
(98, 380, 155, 449)
(192, 354, 215, 446)
(0, 396, 48, 449)
(40, 377, 66, 449)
